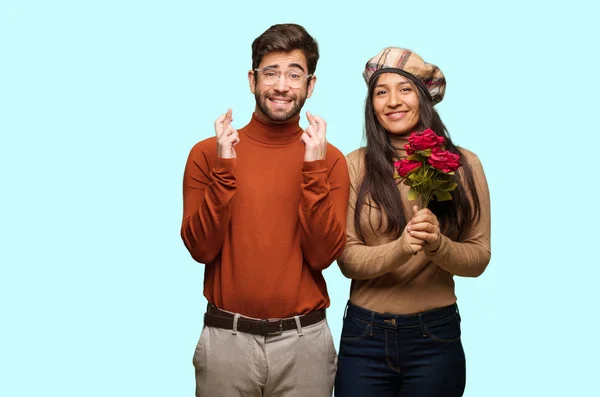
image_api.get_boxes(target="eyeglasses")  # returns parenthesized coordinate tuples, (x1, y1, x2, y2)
(254, 67, 312, 88)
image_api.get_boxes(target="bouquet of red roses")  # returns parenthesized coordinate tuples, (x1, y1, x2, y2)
(394, 129, 461, 208)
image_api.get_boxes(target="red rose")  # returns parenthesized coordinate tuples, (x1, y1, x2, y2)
(404, 143, 414, 155)
(394, 159, 422, 177)
(408, 128, 446, 151)
(428, 147, 461, 173)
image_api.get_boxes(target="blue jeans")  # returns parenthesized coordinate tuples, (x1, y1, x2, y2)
(335, 301, 466, 396)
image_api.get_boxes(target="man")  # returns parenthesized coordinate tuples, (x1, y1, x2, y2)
(180, 23, 349, 396)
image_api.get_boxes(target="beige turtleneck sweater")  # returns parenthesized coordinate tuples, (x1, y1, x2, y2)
(337, 133, 491, 314)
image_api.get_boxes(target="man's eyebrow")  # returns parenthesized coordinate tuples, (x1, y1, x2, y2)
(262, 63, 307, 73)
(288, 63, 306, 72)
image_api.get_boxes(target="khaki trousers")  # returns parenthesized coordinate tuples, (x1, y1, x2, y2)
(193, 317, 337, 396)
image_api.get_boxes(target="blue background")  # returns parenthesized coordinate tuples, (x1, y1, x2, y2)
(1, 0, 598, 395)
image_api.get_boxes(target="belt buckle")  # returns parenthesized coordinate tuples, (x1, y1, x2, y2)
(260, 319, 283, 336)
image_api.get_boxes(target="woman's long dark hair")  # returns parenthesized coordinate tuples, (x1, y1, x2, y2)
(354, 74, 481, 241)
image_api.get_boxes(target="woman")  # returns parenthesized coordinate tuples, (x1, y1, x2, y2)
(334, 47, 491, 396)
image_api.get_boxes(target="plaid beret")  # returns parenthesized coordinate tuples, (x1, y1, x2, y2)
(363, 47, 446, 105)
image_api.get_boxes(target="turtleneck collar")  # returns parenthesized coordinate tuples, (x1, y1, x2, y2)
(388, 132, 411, 158)
(241, 113, 303, 146)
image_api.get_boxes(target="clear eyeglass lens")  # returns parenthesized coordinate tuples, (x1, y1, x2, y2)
(260, 69, 305, 87)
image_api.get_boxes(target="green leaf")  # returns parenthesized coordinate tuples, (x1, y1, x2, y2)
(432, 179, 446, 188)
(443, 182, 458, 191)
(425, 166, 435, 179)
(435, 172, 452, 181)
(407, 154, 425, 162)
(408, 172, 423, 182)
(408, 187, 419, 201)
(433, 179, 457, 190)
(434, 190, 452, 201)
(417, 149, 432, 157)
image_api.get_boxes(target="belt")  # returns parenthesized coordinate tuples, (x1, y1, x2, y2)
(204, 305, 326, 336)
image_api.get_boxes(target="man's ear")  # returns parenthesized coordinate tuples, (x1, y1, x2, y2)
(306, 75, 317, 98)
(248, 70, 256, 94)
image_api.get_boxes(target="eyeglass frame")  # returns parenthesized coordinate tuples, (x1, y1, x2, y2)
(253, 66, 314, 87)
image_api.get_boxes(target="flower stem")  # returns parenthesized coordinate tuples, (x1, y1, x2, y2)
(422, 192, 432, 209)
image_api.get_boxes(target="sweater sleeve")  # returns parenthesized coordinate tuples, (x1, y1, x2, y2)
(298, 149, 350, 271)
(337, 154, 416, 280)
(423, 152, 491, 277)
(180, 144, 236, 264)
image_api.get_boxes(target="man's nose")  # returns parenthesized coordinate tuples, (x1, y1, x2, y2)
(274, 74, 290, 92)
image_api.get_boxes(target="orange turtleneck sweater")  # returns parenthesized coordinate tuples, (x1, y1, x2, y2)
(181, 113, 350, 318)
